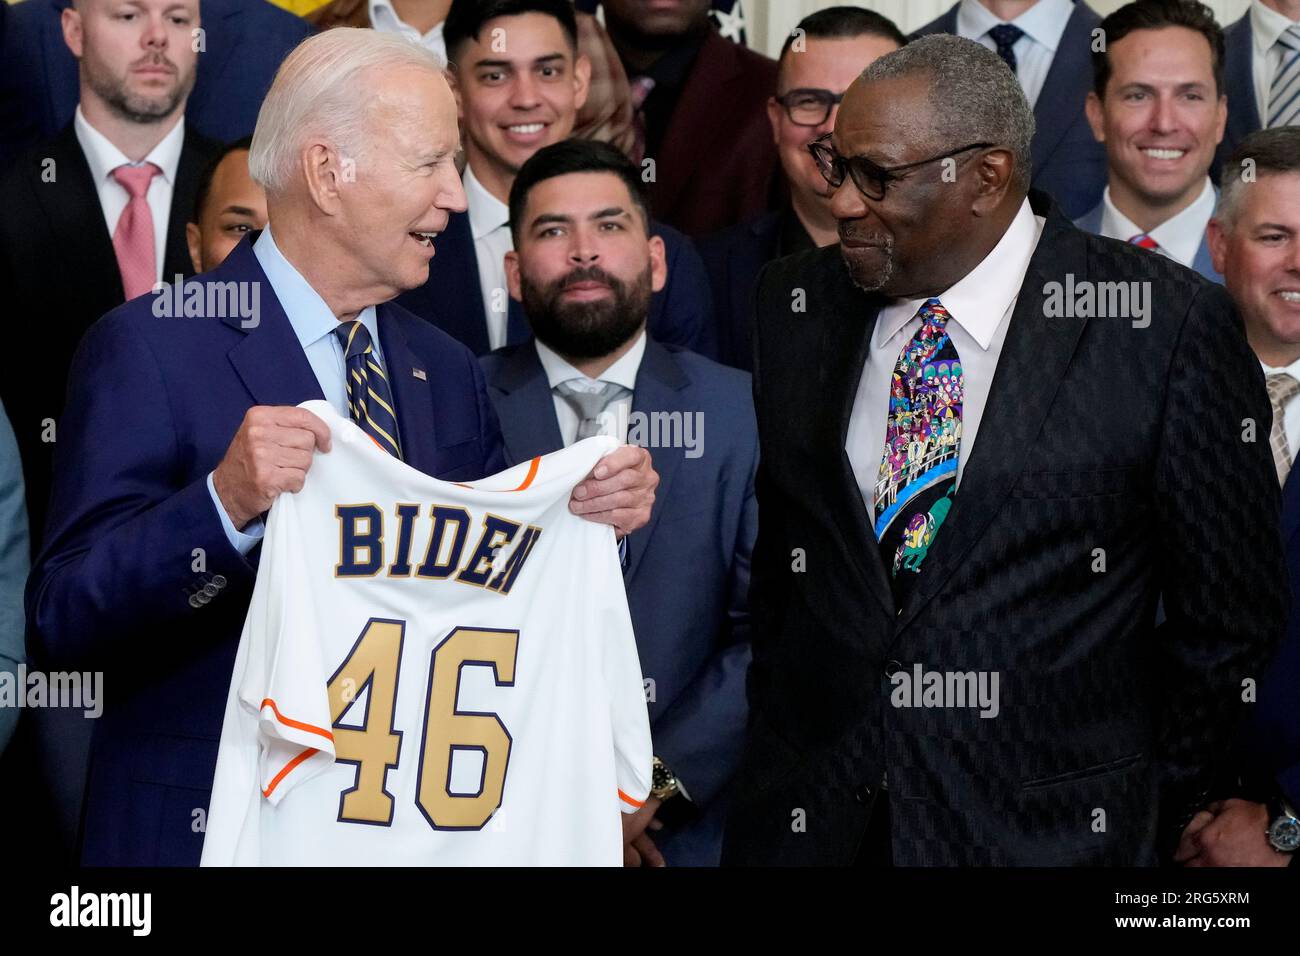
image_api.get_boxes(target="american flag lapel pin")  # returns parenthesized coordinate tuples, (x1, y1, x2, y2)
(413, 368, 427, 381)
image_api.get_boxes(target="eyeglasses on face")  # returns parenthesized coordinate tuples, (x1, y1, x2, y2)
(775, 88, 845, 127)
(806, 136, 995, 200)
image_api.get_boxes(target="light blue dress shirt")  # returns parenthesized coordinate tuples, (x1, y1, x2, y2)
(207, 226, 389, 554)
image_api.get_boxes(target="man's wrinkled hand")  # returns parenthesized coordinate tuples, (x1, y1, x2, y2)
(570, 444, 657, 537)
(1178, 799, 1291, 867)
(212, 406, 332, 529)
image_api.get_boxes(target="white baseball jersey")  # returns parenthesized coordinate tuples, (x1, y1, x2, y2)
(201, 400, 652, 866)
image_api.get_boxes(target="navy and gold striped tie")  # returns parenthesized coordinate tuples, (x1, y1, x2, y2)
(334, 320, 402, 460)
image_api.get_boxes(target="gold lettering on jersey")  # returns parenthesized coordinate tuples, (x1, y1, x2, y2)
(335, 504, 543, 595)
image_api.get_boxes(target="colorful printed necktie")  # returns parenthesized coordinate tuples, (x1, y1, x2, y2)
(334, 321, 402, 460)
(1128, 232, 1160, 251)
(873, 298, 964, 606)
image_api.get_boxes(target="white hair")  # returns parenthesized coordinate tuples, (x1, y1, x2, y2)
(249, 28, 447, 196)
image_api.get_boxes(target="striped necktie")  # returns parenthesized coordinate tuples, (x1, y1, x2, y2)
(874, 298, 963, 607)
(334, 321, 402, 460)
(1270, 25, 1300, 128)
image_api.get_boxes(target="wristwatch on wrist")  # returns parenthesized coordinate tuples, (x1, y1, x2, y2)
(651, 756, 680, 802)
(1266, 798, 1300, 853)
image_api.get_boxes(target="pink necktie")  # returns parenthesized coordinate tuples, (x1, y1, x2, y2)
(111, 163, 161, 300)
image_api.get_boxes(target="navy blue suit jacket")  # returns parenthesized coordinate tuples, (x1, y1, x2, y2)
(26, 237, 506, 866)
(1244, 469, 1300, 810)
(480, 339, 756, 865)
(395, 210, 717, 358)
(912, 0, 1106, 220)
(696, 210, 782, 372)
(1074, 200, 1223, 284)
(0, 0, 312, 164)
(1219, 15, 1260, 175)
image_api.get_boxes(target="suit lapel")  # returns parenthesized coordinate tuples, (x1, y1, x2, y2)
(821, 271, 895, 621)
(895, 200, 1091, 634)
(487, 345, 565, 463)
(377, 307, 441, 474)
(222, 239, 324, 407)
(1225, 16, 1261, 147)
(1030, 3, 1097, 174)
(1283, 467, 1300, 545)
(623, 341, 689, 583)
(33, 124, 124, 303)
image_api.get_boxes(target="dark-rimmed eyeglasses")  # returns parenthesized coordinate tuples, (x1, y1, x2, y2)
(775, 88, 845, 127)
(806, 135, 994, 200)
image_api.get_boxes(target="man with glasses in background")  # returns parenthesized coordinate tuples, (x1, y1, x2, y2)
(698, 7, 903, 371)
(722, 34, 1285, 867)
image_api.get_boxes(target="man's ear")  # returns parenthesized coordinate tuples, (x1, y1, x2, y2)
(647, 234, 667, 294)
(1084, 90, 1106, 144)
(186, 221, 204, 274)
(573, 53, 593, 113)
(1206, 216, 1229, 276)
(766, 96, 783, 147)
(505, 249, 523, 302)
(301, 142, 347, 215)
(61, 5, 84, 59)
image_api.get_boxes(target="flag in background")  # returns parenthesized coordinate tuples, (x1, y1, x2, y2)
(574, 0, 749, 47)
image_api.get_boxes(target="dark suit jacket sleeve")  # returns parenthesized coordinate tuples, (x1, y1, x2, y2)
(471, 348, 509, 476)
(649, 429, 757, 809)
(1152, 281, 1289, 855)
(26, 315, 259, 670)
(650, 228, 717, 359)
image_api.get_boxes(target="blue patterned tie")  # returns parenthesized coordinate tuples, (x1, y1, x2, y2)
(1271, 26, 1300, 128)
(988, 23, 1025, 74)
(334, 321, 402, 460)
(873, 298, 963, 606)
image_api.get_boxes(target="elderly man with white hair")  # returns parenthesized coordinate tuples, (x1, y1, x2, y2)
(27, 27, 658, 867)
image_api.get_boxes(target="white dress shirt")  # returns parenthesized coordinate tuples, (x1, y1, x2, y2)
(1251, 0, 1300, 125)
(368, 0, 446, 63)
(74, 106, 184, 286)
(1098, 178, 1215, 268)
(207, 225, 389, 553)
(1262, 354, 1300, 466)
(535, 332, 646, 446)
(955, 0, 1075, 109)
(846, 198, 1044, 507)
(464, 164, 515, 351)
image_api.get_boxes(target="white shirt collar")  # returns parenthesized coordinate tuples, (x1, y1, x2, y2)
(253, 224, 381, 354)
(535, 330, 647, 392)
(368, 0, 446, 55)
(463, 164, 511, 242)
(1253, 0, 1300, 54)
(875, 197, 1041, 353)
(1100, 178, 1215, 267)
(1262, 354, 1300, 380)
(73, 104, 185, 186)
(957, 0, 1074, 52)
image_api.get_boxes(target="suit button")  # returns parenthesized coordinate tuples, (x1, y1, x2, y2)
(188, 594, 202, 609)
(202, 583, 219, 598)
(884, 660, 902, 677)
(196, 591, 212, 605)
(212, 575, 227, 589)
(855, 784, 875, 805)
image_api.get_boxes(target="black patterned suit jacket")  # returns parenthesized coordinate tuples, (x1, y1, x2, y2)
(721, 191, 1288, 866)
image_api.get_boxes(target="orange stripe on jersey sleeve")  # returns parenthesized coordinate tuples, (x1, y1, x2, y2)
(260, 698, 334, 742)
(618, 789, 645, 809)
(263, 746, 320, 799)
(451, 455, 541, 493)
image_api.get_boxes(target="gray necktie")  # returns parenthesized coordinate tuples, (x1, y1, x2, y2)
(554, 380, 631, 441)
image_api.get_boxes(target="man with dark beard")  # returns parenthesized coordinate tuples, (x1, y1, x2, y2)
(723, 34, 1286, 867)
(480, 139, 756, 867)
(0, 0, 220, 548)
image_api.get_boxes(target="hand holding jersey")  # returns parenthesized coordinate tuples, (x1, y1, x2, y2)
(202, 401, 652, 866)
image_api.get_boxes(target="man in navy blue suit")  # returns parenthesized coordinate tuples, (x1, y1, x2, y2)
(0, 0, 312, 166)
(912, 0, 1105, 220)
(1179, 126, 1300, 868)
(1219, 1, 1300, 170)
(1074, 0, 1225, 284)
(481, 139, 755, 866)
(395, 0, 714, 359)
(699, 7, 902, 371)
(26, 28, 658, 867)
